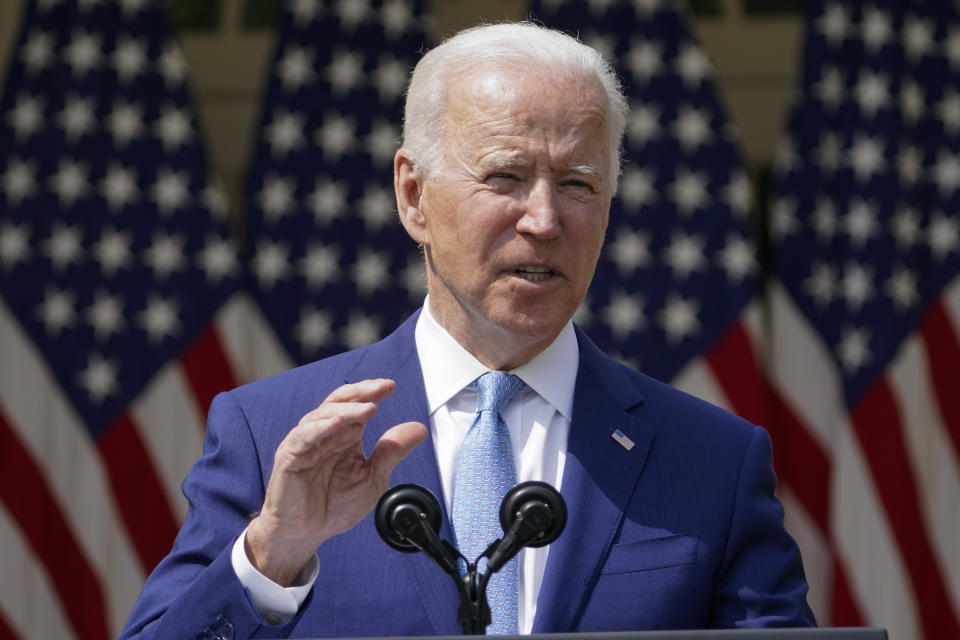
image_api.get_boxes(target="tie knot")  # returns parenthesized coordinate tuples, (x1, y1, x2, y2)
(474, 371, 526, 415)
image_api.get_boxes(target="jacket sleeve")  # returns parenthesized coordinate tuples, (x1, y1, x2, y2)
(117, 390, 301, 640)
(711, 424, 817, 628)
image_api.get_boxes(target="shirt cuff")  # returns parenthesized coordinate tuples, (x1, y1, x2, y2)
(231, 527, 319, 626)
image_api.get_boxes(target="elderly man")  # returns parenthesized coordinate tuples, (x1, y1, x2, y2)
(120, 23, 814, 639)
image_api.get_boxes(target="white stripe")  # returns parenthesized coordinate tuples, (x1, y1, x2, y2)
(942, 273, 960, 324)
(0, 299, 142, 636)
(831, 420, 921, 639)
(215, 293, 294, 385)
(0, 502, 76, 640)
(889, 332, 960, 617)
(130, 363, 206, 523)
(768, 282, 842, 453)
(780, 489, 831, 625)
(671, 358, 733, 411)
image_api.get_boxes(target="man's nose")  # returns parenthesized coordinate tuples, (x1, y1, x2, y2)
(516, 179, 561, 238)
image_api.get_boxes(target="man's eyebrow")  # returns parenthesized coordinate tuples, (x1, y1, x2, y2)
(568, 164, 603, 178)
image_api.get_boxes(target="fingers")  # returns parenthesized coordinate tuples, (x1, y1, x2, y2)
(368, 421, 429, 485)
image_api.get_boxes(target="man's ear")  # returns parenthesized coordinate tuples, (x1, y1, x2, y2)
(394, 149, 429, 245)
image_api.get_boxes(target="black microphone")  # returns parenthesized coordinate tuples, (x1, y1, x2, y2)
(375, 484, 462, 576)
(485, 481, 566, 574)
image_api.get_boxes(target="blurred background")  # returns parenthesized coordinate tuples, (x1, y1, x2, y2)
(0, 1, 958, 639)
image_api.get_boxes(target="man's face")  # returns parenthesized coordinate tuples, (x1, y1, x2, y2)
(401, 66, 612, 367)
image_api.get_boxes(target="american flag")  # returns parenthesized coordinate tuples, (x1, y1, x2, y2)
(0, 1, 286, 638)
(767, 1, 960, 637)
(529, 0, 769, 463)
(244, 0, 429, 365)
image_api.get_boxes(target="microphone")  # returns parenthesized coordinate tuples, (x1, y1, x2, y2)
(375, 484, 461, 576)
(485, 481, 566, 574)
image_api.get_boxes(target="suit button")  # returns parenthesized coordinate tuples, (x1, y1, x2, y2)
(264, 612, 284, 626)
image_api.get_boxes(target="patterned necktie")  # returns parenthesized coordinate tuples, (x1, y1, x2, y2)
(452, 371, 525, 635)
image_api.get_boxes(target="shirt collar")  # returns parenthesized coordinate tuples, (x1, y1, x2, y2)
(414, 297, 579, 420)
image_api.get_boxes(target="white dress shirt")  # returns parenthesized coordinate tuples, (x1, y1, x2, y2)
(233, 300, 578, 632)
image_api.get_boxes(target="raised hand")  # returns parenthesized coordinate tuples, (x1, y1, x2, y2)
(244, 378, 428, 586)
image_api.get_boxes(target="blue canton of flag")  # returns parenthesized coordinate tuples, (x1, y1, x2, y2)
(0, 0, 239, 435)
(531, 0, 759, 384)
(245, 0, 429, 365)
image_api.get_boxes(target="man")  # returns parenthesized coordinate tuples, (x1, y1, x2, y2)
(120, 23, 814, 639)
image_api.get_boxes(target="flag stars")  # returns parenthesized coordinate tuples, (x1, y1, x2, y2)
(626, 40, 663, 83)
(57, 95, 97, 143)
(112, 37, 148, 83)
(658, 295, 701, 344)
(1, 157, 38, 205)
(935, 89, 960, 137)
(7, 93, 45, 140)
(326, 49, 365, 95)
(947, 27, 960, 69)
(770, 196, 800, 240)
(64, 29, 102, 77)
(885, 267, 919, 311)
(803, 261, 837, 308)
(903, 15, 935, 62)
(897, 144, 923, 189)
(815, 132, 842, 176)
(36, 286, 77, 336)
(899, 80, 925, 126)
(196, 236, 239, 284)
(92, 227, 133, 276)
(669, 169, 709, 215)
(295, 307, 334, 353)
(277, 45, 316, 92)
(628, 104, 662, 148)
(341, 311, 381, 349)
(381, 0, 413, 39)
(77, 353, 119, 404)
(718, 234, 756, 283)
(290, 0, 323, 27)
(137, 295, 181, 343)
(49, 158, 90, 208)
(308, 178, 348, 225)
(253, 240, 291, 289)
(257, 174, 297, 221)
(816, 3, 849, 48)
(402, 254, 426, 300)
(107, 100, 145, 148)
(300, 243, 341, 289)
(854, 70, 890, 119)
(841, 262, 874, 311)
(672, 105, 714, 153)
(336, 0, 370, 30)
(42, 223, 84, 272)
(351, 248, 390, 295)
(154, 105, 194, 152)
(608, 227, 652, 276)
(814, 66, 844, 111)
(891, 206, 922, 249)
(602, 291, 646, 340)
(837, 326, 872, 373)
(366, 120, 400, 166)
(848, 134, 886, 182)
(722, 171, 752, 218)
(100, 164, 140, 211)
(0, 221, 31, 270)
(928, 212, 959, 261)
(85, 290, 126, 340)
(316, 113, 357, 159)
(159, 45, 187, 86)
(359, 184, 395, 231)
(812, 196, 838, 242)
(843, 198, 880, 248)
(264, 109, 307, 158)
(861, 7, 892, 52)
(620, 167, 656, 210)
(143, 232, 186, 280)
(21, 29, 55, 75)
(151, 168, 190, 214)
(933, 150, 960, 197)
(675, 43, 710, 88)
(663, 231, 707, 280)
(373, 57, 410, 103)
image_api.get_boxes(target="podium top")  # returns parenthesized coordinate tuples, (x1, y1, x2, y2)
(303, 629, 887, 640)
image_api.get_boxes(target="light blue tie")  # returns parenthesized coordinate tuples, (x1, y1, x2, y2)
(452, 371, 525, 635)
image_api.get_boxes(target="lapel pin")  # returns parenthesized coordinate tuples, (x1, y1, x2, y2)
(611, 429, 635, 451)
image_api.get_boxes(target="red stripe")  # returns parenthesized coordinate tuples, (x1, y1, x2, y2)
(0, 608, 19, 640)
(850, 378, 960, 639)
(704, 320, 767, 425)
(179, 326, 239, 428)
(830, 556, 864, 626)
(920, 300, 960, 465)
(0, 406, 109, 640)
(98, 414, 179, 574)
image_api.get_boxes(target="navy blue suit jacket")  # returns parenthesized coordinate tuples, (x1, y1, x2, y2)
(120, 311, 814, 638)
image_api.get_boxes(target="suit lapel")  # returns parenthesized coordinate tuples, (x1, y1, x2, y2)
(532, 329, 653, 633)
(345, 311, 463, 635)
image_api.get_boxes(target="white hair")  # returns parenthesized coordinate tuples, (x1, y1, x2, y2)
(402, 22, 629, 193)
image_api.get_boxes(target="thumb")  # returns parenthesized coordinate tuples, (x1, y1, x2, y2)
(369, 421, 428, 485)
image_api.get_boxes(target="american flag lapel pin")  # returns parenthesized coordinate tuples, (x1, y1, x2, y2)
(611, 429, 635, 451)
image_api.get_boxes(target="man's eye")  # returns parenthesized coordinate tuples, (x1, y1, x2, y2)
(563, 179, 596, 193)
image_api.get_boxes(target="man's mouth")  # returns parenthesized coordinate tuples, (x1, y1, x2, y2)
(514, 266, 554, 282)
